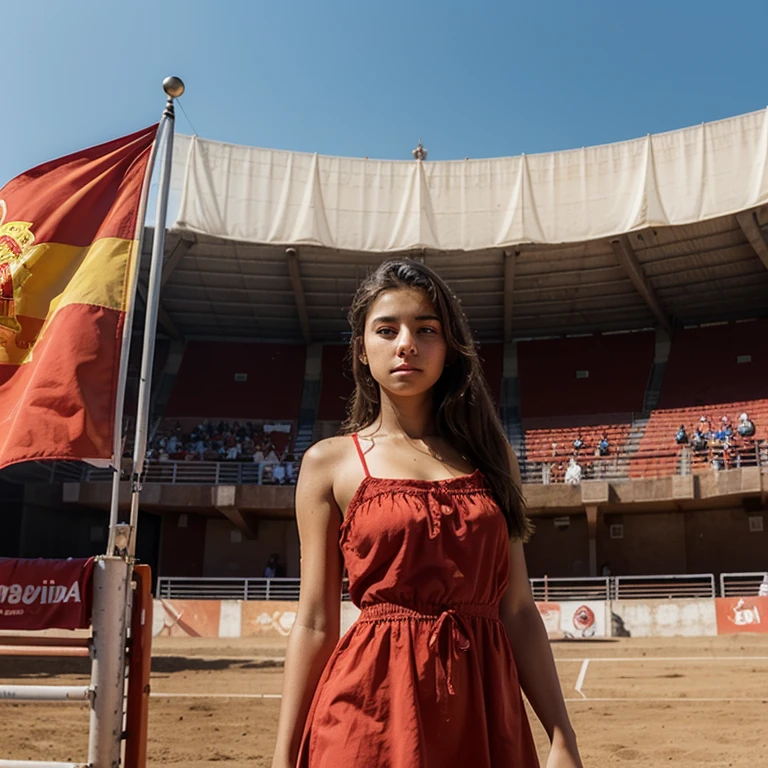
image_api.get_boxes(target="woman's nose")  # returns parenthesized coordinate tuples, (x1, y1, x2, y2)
(396, 329, 417, 356)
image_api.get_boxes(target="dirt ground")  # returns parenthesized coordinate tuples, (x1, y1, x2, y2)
(1, 634, 767, 767)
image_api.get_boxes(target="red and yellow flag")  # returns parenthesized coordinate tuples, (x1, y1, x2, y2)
(0, 125, 158, 469)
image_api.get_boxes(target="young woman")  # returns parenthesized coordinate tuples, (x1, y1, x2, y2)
(272, 260, 582, 768)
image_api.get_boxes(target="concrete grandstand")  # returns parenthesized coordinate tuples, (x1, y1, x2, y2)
(1, 109, 767, 588)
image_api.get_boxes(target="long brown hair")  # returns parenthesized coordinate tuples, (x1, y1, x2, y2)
(340, 259, 532, 541)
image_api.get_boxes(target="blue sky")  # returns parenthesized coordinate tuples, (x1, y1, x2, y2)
(5, 0, 768, 184)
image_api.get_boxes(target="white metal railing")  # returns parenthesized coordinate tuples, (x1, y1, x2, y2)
(154, 573, 767, 601)
(0, 686, 92, 702)
(529, 576, 611, 601)
(720, 571, 768, 597)
(613, 573, 715, 599)
(156, 577, 353, 601)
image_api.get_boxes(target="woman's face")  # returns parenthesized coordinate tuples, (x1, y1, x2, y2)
(362, 287, 448, 398)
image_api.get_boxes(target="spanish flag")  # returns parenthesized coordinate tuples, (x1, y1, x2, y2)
(0, 125, 158, 470)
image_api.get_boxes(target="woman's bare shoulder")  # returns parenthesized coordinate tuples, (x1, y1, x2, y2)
(299, 436, 352, 477)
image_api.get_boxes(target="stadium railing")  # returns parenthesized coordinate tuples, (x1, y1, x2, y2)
(613, 573, 715, 599)
(720, 571, 768, 597)
(529, 576, 611, 601)
(36, 443, 765, 487)
(156, 573, 760, 601)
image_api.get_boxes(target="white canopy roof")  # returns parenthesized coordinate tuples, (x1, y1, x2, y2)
(172, 108, 768, 251)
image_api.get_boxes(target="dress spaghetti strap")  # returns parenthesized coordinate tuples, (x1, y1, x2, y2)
(351, 433, 371, 478)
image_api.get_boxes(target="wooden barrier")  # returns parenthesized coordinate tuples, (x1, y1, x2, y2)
(125, 565, 153, 768)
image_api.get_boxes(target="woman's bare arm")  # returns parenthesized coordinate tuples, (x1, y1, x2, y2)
(499, 449, 583, 766)
(271, 441, 344, 768)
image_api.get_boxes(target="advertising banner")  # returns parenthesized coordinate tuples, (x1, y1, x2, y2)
(0, 557, 94, 630)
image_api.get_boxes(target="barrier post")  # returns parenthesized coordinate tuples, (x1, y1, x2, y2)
(125, 565, 153, 768)
(88, 556, 130, 768)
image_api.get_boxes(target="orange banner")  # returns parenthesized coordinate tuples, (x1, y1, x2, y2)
(715, 597, 768, 634)
(0, 125, 157, 469)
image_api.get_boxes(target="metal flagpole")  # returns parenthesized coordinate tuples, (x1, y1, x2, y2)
(88, 77, 185, 768)
(127, 76, 184, 558)
(105, 122, 161, 557)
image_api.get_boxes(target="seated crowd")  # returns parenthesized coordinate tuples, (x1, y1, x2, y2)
(543, 429, 614, 484)
(674, 412, 761, 470)
(144, 420, 297, 484)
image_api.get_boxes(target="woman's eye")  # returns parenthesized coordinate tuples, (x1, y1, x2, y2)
(376, 328, 396, 335)
(419, 327, 438, 334)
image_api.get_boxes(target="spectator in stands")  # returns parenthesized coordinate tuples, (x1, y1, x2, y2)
(564, 457, 582, 484)
(737, 412, 756, 438)
(272, 461, 286, 485)
(226, 444, 239, 460)
(572, 433, 584, 453)
(264, 554, 278, 579)
(284, 453, 297, 484)
(264, 447, 279, 465)
(675, 424, 688, 445)
(598, 431, 610, 456)
(253, 446, 265, 463)
(692, 425, 708, 453)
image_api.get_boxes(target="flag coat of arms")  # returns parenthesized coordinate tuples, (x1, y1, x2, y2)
(0, 125, 158, 469)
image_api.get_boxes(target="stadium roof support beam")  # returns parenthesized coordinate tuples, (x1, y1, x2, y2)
(503, 250, 516, 342)
(610, 236, 672, 335)
(136, 279, 182, 341)
(735, 210, 768, 272)
(161, 239, 192, 287)
(286, 247, 312, 345)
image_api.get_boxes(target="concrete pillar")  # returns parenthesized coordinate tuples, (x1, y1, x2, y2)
(585, 504, 598, 577)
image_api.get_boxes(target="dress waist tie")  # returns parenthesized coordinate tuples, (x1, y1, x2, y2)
(358, 601, 500, 703)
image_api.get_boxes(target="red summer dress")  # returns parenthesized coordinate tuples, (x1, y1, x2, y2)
(296, 433, 539, 767)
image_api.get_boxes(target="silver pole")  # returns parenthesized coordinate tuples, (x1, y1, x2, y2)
(105, 127, 162, 555)
(87, 556, 130, 768)
(125, 77, 184, 558)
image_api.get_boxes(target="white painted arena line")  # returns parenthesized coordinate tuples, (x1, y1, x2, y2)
(148, 692, 768, 703)
(564, 696, 768, 703)
(555, 656, 768, 662)
(573, 659, 589, 699)
(152, 692, 282, 699)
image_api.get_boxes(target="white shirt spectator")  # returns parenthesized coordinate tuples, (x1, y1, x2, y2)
(264, 449, 279, 465)
(564, 458, 582, 485)
(167, 435, 179, 453)
(272, 463, 286, 484)
(253, 449, 265, 463)
(226, 446, 239, 460)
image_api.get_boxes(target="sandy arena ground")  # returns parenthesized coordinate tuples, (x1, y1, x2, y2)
(1, 634, 767, 767)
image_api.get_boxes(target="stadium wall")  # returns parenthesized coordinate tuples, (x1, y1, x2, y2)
(164, 341, 306, 419)
(151, 596, 768, 641)
(517, 331, 654, 419)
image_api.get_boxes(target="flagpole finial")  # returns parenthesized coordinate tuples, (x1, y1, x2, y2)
(163, 76, 185, 98)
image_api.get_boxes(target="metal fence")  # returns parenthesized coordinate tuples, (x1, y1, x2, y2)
(156, 577, 353, 601)
(156, 572, 759, 601)
(720, 571, 768, 597)
(613, 573, 716, 599)
(35, 448, 766, 487)
(529, 576, 610, 601)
